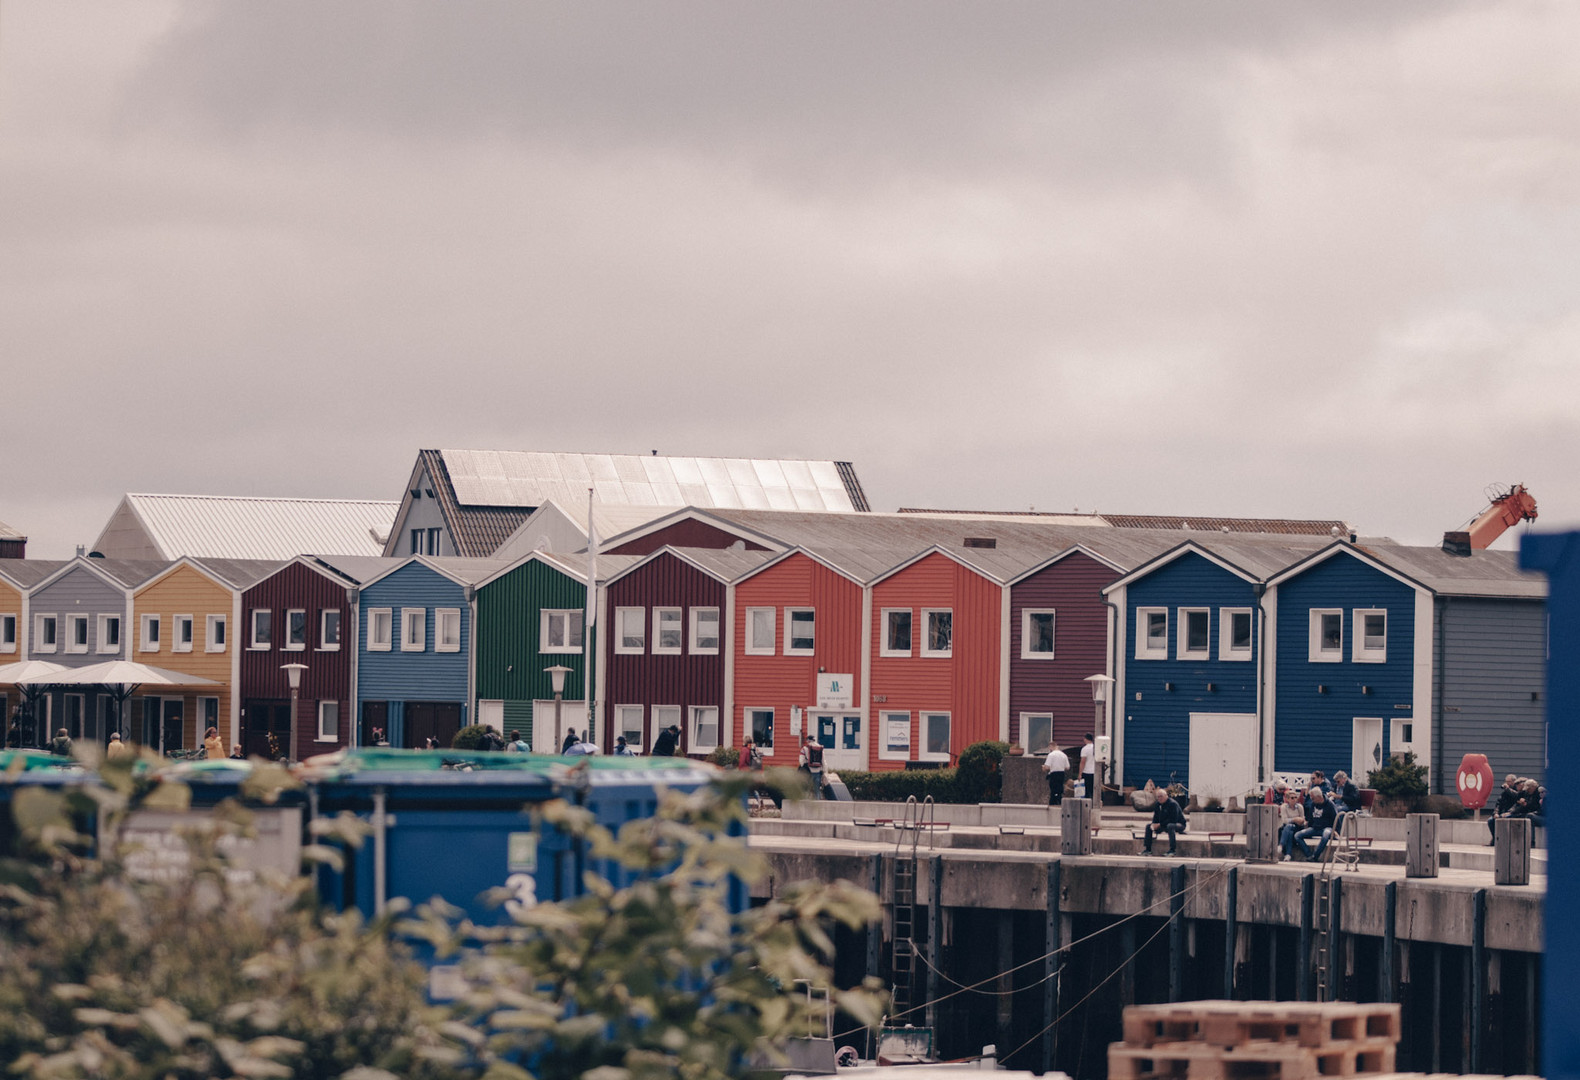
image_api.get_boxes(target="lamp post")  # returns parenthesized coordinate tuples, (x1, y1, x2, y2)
(282, 662, 308, 763)
(1085, 673, 1115, 825)
(545, 664, 572, 752)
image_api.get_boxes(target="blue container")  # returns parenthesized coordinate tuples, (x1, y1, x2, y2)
(0, 751, 98, 855)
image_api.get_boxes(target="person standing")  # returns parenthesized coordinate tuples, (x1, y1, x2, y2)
(800, 735, 825, 791)
(51, 728, 73, 757)
(651, 724, 678, 757)
(204, 726, 225, 759)
(614, 735, 635, 756)
(1042, 743, 1070, 806)
(1078, 733, 1096, 800)
(506, 729, 528, 753)
(106, 732, 129, 761)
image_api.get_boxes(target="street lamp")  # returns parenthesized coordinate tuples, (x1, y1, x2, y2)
(544, 664, 572, 752)
(1084, 673, 1115, 824)
(282, 662, 308, 763)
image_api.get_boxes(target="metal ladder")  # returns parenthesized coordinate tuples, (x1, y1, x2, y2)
(888, 795, 933, 1023)
(1333, 810, 1363, 872)
(1314, 840, 1337, 1002)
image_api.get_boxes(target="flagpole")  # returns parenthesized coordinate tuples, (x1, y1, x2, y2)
(585, 486, 598, 747)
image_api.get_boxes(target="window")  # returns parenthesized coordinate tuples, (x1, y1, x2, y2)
(748, 707, 774, 750)
(99, 614, 121, 653)
(653, 705, 682, 750)
(881, 609, 912, 657)
(1021, 610, 1055, 659)
(206, 614, 226, 652)
(66, 614, 89, 654)
(1354, 609, 1387, 663)
(173, 614, 194, 653)
(617, 705, 644, 751)
(881, 711, 911, 761)
(285, 609, 307, 651)
(1309, 609, 1343, 662)
(615, 607, 645, 654)
(653, 607, 683, 655)
(921, 609, 952, 657)
(1220, 608, 1253, 660)
(401, 608, 426, 652)
(744, 607, 775, 655)
(250, 609, 271, 649)
(35, 614, 57, 653)
(436, 608, 461, 652)
(921, 712, 951, 761)
(690, 608, 720, 654)
(427, 528, 441, 555)
(541, 609, 584, 653)
(0, 614, 15, 653)
(1136, 607, 1168, 659)
(317, 700, 339, 742)
(1022, 713, 1054, 754)
(689, 706, 720, 752)
(199, 697, 219, 738)
(65, 694, 84, 739)
(139, 614, 160, 653)
(318, 610, 341, 650)
(1179, 608, 1210, 660)
(368, 609, 392, 651)
(785, 608, 815, 655)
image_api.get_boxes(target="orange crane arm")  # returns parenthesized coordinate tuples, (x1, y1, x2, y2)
(1466, 484, 1539, 549)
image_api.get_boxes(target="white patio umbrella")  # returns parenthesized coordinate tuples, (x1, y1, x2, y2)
(0, 660, 69, 747)
(17, 660, 220, 748)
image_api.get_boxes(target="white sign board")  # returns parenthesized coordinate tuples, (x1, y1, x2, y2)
(816, 673, 854, 710)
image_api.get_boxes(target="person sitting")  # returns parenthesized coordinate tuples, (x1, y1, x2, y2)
(1264, 779, 1288, 805)
(1488, 774, 1522, 843)
(1279, 787, 1307, 861)
(1295, 788, 1339, 861)
(1330, 770, 1362, 830)
(1530, 786, 1546, 830)
(1142, 788, 1187, 856)
(50, 728, 72, 757)
(1307, 770, 1333, 797)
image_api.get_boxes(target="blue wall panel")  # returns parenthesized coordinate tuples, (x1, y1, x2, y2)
(357, 562, 471, 711)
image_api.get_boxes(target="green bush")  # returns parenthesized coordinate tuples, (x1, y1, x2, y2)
(955, 740, 1010, 803)
(1367, 751, 1429, 803)
(838, 767, 961, 803)
(452, 723, 493, 750)
(1420, 793, 1466, 819)
(707, 746, 740, 768)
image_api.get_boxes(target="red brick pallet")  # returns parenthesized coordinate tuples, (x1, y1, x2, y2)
(1108, 1038, 1396, 1080)
(1122, 1000, 1402, 1050)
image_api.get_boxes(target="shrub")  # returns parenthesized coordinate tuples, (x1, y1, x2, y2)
(1367, 752, 1429, 802)
(452, 723, 493, 750)
(1421, 793, 1466, 819)
(838, 768, 962, 803)
(707, 746, 740, 769)
(956, 740, 1010, 803)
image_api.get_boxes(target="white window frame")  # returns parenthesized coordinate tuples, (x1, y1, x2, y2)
(744, 607, 776, 655)
(1136, 607, 1168, 660)
(653, 607, 683, 655)
(1353, 608, 1387, 663)
(746, 707, 775, 753)
(35, 614, 58, 654)
(1021, 712, 1055, 755)
(881, 608, 913, 658)
(653, 705, 682, 750)
(172, 614, 194, 653)
(689, 705, 720, 753)
(97, 614, 121, 654)
(1309, 608, 1343, 662)
(66, 613, 90, 654)
(690, 607, 721, 655)
(139, 613, 160, 653)
(1021, 609, 1056, 659)
(400, 608, 426, 652)
(368, 608, 393, 652)
(616, 705, 644, 752)
(540, 608, 584, 654)
(0, 613, 15, 653)
(921, 608, 953, 658)
(436, 608, 462, 653)
(784, 608, 815, 656)
(284, 608, 308, 652)
(1178, 607, 1211, 661)
(317, 700, 339, 742)
(1220, 607, 1253, 661)
(920, 711, 952, 762)
(319, 609, 341, 652)
(205, 614, 226, 653)
(880, 710, 912, 762)
(249, 609, 271, 650)
(615, 607, 646, 655)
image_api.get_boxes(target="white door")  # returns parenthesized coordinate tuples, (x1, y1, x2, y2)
(1353, 717, 1384, 784)
(811, 712, 865, 771)
(477, 700, 504, 734)
(532, 700, 589, 753)
(1188, 713, 1258, 804)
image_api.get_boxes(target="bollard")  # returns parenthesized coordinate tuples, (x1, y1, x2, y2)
(1494, 817, 1533, 886)
(1245, 802, 1279, 863)
(1406, 813, 1439, 878)
(1060, 798, 1093, 855)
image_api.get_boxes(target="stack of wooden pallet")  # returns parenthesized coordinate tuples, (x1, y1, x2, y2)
(1108, 1000, 1401, 1080)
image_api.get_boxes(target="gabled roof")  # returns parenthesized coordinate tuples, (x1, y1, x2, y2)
(1101, 541, 1265, 594)
(473, 549, 646, 591)
(899, 507, 1352, 536)
(0, 560, 70, 590)
(308, 554, 408, 585)
(1006, 543, 1126, 587)
(1265, 541, 1429, 593)
(1357, 544, 1545, 599)
(867, 544, 1003, 588)
(490, 498, 689, 562)
(602, 545, 776, 588)
(32, 556, 168, 594)
(732, 546, 870, 589)
(136, 556, 282, 595)
(94, 494, 397, 561)
(357, 554, 516, 593)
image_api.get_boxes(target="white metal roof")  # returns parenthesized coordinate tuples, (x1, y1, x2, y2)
(439, 450, 861, 512)
(106, 494, 398, 561)
(0, 518, 24, 541)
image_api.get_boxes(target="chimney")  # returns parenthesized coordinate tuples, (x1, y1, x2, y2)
(1442, 531, 1473, 557)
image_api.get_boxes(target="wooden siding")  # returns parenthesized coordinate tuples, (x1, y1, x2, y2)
(1008, 551, 1120, 752)
(867, 553, 1001, 771)
(1273, 554, 1415, 779)
(474, 557, 589, 744)
(608, 520, 771, 556)
(732, 554, 864, 765)
(603, 553, 725, 755)
(1122, 552, 1262, 789)
(0, 579, 20, 659)
(1436, 596, 1547, 792)
(25, 564, 129, 749)
(131, 564, 237, 750)
(357, 562, 472, 745)
(240, 560, 355, 754)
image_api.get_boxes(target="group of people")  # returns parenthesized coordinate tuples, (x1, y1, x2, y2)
(1487, 774, 1545, 842)
(1268, 769, 1361, 862)
(1039, 734, 1098, 807)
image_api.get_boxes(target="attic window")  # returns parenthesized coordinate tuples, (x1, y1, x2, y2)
(410, 489, 422, 499)
(963, 537, 997, 549)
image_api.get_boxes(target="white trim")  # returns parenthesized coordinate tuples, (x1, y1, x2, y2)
(198, 696, 220, 745)
(1266, 540, 1426, 593)
(400, 607, 426, 652)
(367, 608, 393, 651)
(722, 588, 735, 747)
(999, 586, 1011, 743)
(1103, 540, 1261, 594)
(1219, 607, 1253, 661)
(317, 700, 339, 742)
(615, 704, 645, 752)
(172, 613, 194, 653)
(1352, 608, 1387, 663)
(784, 607, 815, 656)
(283, 608, 308, 652)
(1109, 584, 1124, 785)
(539, 608, 584, 654)
(66, 613, 90, 654)
(879, 709, 912, 762)
(1178, 607, 1210, 661)
(319, 609, 342, 651)
(436, 608, 462, 653)
(249, 608, 272, 650)
(689, 607, 721, 655)
(138, 613, 160, 653)
(859, 585, 873, 769)
(614, 606, 645, 654)
(34, 613, 57, 653)
(1006, 543, 1125, 587)
(0, 612, 15, 654)
(689, 704, 720, 753)
(1021, 712, 1054, 755)
(1308, 608, 1343, 663)
(652, 607, 683, 655)
(744, 706, 775, 755)
(1021, 608, 1056, 659)
(920, 608, 952, 658)
(919, 711, 952, 762)
(744, 606, 776, 655)
(1136, 607, 1168, 660)
(880, 608, 913, 657)
(1260, 587, 1278, 782)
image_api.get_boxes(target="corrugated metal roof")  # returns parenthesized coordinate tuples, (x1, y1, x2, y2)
(188, 558, 286, 590)
(899, 507, 1351, 536)
(438, 449, 868, 514)
(421, 556, 519, 585)
(533, 550, 647, 583)
(85, 558, 173, 589)
(119, 494, 397, 560)
(1354, 544, 1545, 598)
(0, 519, 25, 542)
(0, 559, 69, 589)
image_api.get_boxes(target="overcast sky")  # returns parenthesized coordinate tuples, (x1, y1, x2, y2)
(4, 2, 1577, 558)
